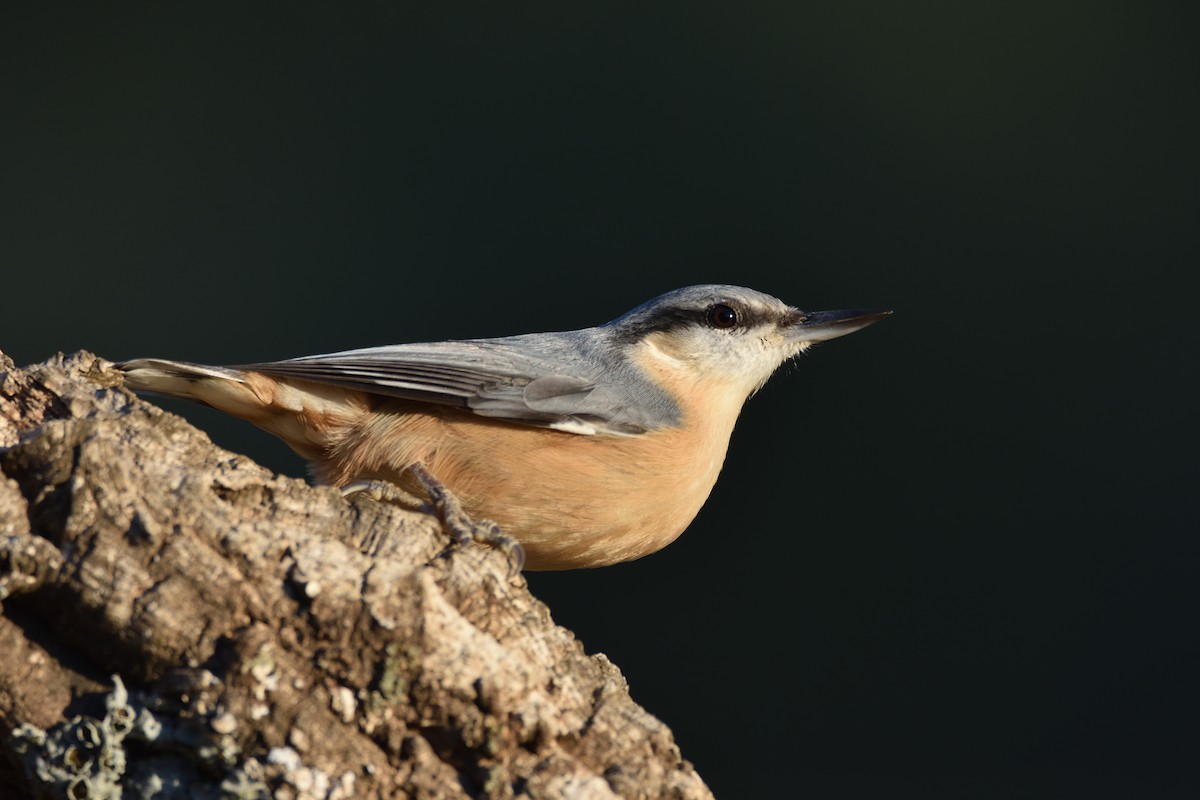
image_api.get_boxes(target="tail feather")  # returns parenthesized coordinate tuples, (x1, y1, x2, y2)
(117, 358, 247, 400)
(117, 357, 363, 459)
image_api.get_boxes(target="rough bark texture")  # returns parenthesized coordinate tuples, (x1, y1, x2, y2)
(0, 350, 711, 800)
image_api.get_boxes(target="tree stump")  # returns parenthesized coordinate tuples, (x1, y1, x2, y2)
(0, 350, 711, 799)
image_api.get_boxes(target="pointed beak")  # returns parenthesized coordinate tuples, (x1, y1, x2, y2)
(785, 308, 892, 343)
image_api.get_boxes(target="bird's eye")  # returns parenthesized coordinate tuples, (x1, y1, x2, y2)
(705, 304, 739, 330)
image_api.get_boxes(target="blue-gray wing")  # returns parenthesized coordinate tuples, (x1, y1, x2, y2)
(238, 333, 676, 436)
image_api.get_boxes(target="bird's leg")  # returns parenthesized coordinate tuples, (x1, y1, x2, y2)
(341, 469, 525, 573)
(407, 464, 526, 573)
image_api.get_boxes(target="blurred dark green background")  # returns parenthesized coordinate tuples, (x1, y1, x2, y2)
(3, 3, 1196, 796)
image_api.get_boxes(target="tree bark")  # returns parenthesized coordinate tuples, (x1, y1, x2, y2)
(0, 350, 711, 800)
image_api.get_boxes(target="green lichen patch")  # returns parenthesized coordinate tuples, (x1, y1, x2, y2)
(10, 675, 160, 800)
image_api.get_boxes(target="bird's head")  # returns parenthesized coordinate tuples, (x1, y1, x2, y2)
(608, 284, 890, 399)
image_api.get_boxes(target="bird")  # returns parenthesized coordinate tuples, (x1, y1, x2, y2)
(118, 285, 889, 570)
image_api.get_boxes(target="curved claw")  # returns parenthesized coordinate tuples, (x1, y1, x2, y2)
(340, 479, 425, 508)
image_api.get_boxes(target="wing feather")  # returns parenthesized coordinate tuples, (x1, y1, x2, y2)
(237, 336, 664, 436)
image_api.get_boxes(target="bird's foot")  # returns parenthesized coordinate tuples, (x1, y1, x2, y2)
(341, 470, 525, 573)
(340, 479, 426, 557)
(341, 479, 425, 508)
(408, 464, 526, 574)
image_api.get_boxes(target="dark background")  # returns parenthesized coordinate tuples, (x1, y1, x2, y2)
(3, 3, 1196, 797)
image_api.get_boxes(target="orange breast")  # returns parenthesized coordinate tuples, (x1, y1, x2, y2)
(310, 401, 729, 569)
(305, 347, 746, 569)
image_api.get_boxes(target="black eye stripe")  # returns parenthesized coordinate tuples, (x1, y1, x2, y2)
(611, 298, 775, 343)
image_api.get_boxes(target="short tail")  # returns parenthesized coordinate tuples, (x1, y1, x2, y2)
(117, 358, 248, 401)
(117, 358, 276, 423)
(117, 358, 360, 460)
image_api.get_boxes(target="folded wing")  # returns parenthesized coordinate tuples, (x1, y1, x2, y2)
(240, 335, 666, 436)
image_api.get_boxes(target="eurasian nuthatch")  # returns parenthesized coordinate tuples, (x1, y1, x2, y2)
(119, 285, 888, 570)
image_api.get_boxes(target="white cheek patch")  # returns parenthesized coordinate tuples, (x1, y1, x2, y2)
(717, 337, 792, 397)
(641, 326, 799, 400)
